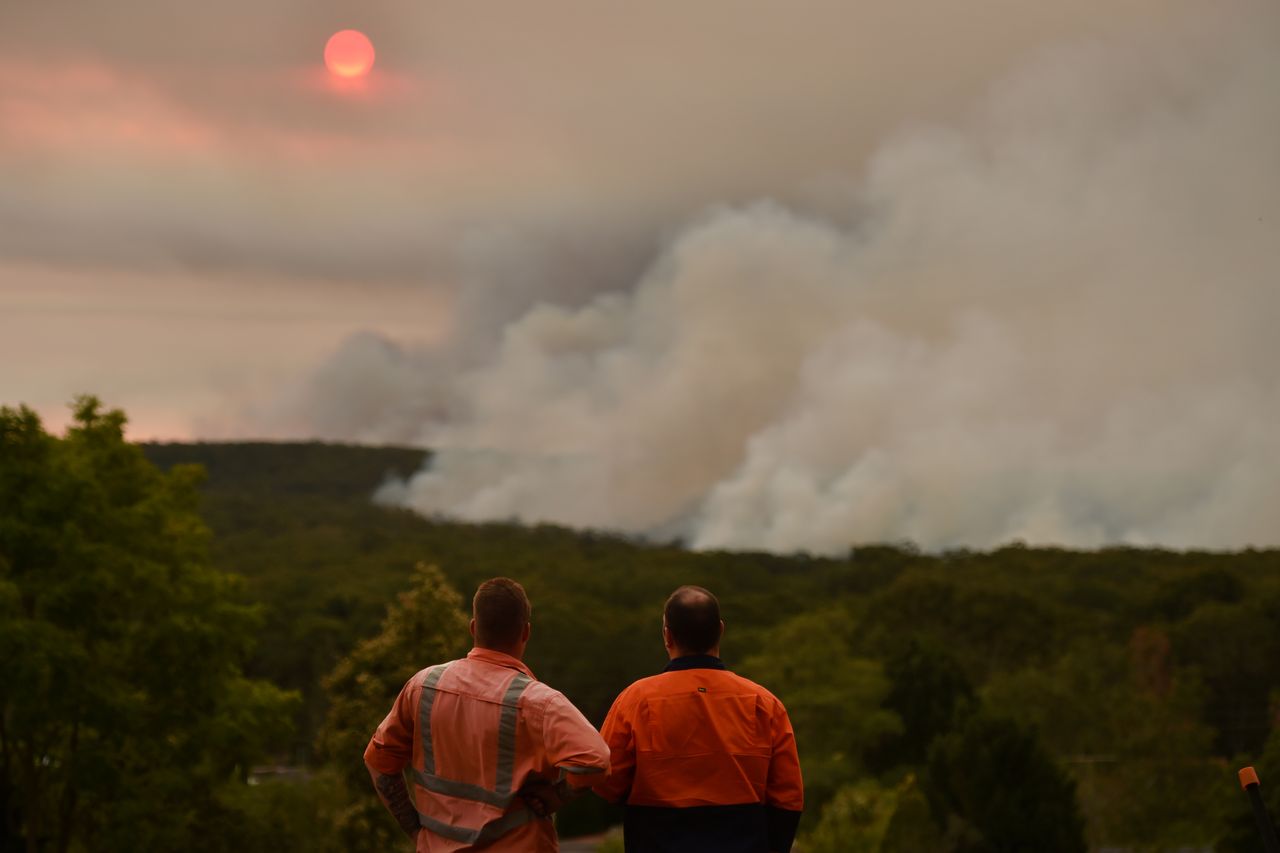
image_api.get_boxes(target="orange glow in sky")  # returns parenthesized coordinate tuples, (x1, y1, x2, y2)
(324, 30, 375, 79)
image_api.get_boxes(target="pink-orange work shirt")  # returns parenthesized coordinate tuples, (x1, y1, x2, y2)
(365, 648, 609, 852)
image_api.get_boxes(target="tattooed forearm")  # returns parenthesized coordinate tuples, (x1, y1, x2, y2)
(374, 771, 420, 838)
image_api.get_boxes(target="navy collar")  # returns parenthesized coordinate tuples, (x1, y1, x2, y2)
(663, 654, 728, 672)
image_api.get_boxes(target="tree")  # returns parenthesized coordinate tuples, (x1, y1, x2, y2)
(1153, 566, 1244, 621)
(868, 639, 974, 772)
(805, 774, 944, 853)
(854, 574, 1062, 682)
(982, 636, 1228, 849)
(317, 562, 469, 853)
(738, 606, 902, 817)
(1171, 602, 1280, 757)
(1218, 725, 1280, 853)
(0, 399, 295, 852)
(804, 778, 903, 853)
(927, 710, 1086, 853)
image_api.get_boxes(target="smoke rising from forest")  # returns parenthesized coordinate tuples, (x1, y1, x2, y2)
(372, 10, 1280, 551)
(3, 2, 1275, 551)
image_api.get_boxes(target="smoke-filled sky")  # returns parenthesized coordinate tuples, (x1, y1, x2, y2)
(3, 1, 1277, 551)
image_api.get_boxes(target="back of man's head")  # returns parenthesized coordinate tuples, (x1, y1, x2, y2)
(473, 577, 531, 650)
(664, 585, 721, 655)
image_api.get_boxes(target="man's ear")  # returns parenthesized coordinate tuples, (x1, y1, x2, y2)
(718, 619, 725, 640)
(662, 624, 674, 650)
(521, 621, 531, 643)
(469, 618, 477, 640)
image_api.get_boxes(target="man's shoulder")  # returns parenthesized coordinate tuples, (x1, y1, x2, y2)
(408, 659, 457, 681)
(519, 677, 590, 719)
(520, 676, 565, 704)
(609, 670, 790, 721)
(399, 658, 466, 694)
(618, 669, 766, 700)
(603, 672, 670, 711)
(689, 669, 789, 713)
(721, 670, 786, 707)
(624, 671, 679, 695)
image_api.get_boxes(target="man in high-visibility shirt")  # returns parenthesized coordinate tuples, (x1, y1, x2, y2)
(364, 577, 610, 851)
(594, 585, 804, 853)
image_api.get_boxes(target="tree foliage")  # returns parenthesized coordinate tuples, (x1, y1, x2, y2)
(807, 774, 943, 853)
(0, 399, 295, 852)
(134, 437, 1280, 850)
(927, 710, 1087, 853)
(982, 635, 1228, 849)
(868, 639, 974, 772)
(739, 607, 901, 809)
(317, 562, 469, 853)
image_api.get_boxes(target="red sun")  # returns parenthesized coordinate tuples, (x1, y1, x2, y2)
(324, 30, 375, 79)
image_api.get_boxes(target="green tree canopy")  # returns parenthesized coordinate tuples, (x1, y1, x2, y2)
(1171, 601, 1280, 757)
(739, 606, 901, 814)
(868, 639, 974, 772)
(806, 774, 944, 853)
(0, 399, 295, 852)
(982, 634, 1227, 849)
(318, 562, 469, 853)
(133, 438, 1280, 850)
(927, 710, 1086, 853)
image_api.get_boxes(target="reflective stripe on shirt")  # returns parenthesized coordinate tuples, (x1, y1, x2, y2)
(414, 664, 537, 843)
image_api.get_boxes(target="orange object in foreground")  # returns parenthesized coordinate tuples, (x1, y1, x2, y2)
(594, 660, 804, 850)
(1243, 766, 1262, 789)
(365, 647, 609, 852)
(1239, 764, 1280, 853)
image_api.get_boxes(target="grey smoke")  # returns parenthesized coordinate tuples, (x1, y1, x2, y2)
(379, 10, 1280, 551)
(5, 1, 1274, 550)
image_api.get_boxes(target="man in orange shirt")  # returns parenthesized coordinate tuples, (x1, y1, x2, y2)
(594, 585, 804, 853)
(364, 577, 610, 851)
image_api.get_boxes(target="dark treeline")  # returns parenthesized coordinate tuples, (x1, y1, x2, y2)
(5, 402, 1280, 851)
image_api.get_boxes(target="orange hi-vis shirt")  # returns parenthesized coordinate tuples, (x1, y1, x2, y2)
(594, 656, 804, 852)
(364, 648, 610, 852)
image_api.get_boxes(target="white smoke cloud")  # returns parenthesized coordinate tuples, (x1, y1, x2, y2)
(381, 7, 1280, 552)
(5, 0, 1223, 440)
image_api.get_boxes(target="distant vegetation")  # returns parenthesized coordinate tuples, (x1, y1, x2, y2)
(6, 400, 1280, 850)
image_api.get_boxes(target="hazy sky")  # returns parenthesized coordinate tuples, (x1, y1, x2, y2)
(3, 1, 1277, 550)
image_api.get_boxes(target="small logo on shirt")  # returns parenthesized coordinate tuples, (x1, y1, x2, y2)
(697, 687, 707, 692)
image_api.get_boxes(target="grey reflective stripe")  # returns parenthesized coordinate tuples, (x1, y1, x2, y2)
(418, 663, 452, 775)
(474, 806, 536, 846)
(418, 806, 535, 848)
(412, 769, 518, 809)
(418, 812, 479, 844)
(413, 666, 536, 847)
(494, 673, 533, 795)
(557, 764, 608, 775)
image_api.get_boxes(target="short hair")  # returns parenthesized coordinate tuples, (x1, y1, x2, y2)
(664, 585, 721, 654)
(473, 578, 531, 649)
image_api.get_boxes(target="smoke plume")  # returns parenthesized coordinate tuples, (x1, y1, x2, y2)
(380, 10, 1280, 551)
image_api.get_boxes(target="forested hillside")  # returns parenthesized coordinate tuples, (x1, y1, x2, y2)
(7, 416, 1278, 851)
(136, 440, 1280, 851)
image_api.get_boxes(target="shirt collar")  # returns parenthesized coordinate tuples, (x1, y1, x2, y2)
(663, 654, 728, 672)
(467, 646, 536, 679)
